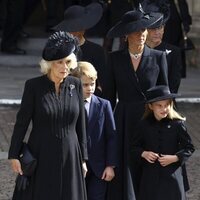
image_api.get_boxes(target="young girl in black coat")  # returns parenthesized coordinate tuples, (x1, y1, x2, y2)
(132, 85, 195, 200)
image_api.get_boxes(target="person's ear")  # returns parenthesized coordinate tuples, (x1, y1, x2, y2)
(148, 103, 153, 110)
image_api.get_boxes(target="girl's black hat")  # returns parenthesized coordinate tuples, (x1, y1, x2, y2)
(146, 85, 180, 103)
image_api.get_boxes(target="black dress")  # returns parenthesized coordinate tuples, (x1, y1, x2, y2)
(104, 45, 168, 200)
(8, 75, 88, 200)
(132, 115, 195, 200)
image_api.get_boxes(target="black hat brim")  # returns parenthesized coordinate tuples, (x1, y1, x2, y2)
(53, 3, 103, 32)
(107, 12, 163, 38)
(146, 94, 180, 103)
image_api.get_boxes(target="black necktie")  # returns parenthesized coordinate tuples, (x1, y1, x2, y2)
(84, 100, 88, 129)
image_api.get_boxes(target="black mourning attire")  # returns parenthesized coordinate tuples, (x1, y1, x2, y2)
(132, 115, 195, 200)
(9, 75, 88, 200)
(104, 45, 168, 200)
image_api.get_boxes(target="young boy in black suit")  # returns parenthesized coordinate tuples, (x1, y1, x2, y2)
(72, 61, 118, 200)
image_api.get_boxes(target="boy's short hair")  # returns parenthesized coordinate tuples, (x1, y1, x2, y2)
(72, 61, 97, 80)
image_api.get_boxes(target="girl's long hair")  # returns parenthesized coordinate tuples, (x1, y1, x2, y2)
(143, 99, 186, 121)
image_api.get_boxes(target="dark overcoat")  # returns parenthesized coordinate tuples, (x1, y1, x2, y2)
(155, 42, 182, 93)
(163, 0, 192, 78)
(163, 0, 192, 46)
(132, 115, 195, 200)
(8, 75, 88, 200)
(104, 45, 168, 200)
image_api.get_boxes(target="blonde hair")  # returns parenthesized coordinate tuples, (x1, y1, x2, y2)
(39, 54, 78, 75)
(71, 61, 97, 80)
(143, 100, 186, 121)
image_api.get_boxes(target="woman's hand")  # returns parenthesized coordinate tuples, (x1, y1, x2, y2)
(141, 151, 159, 163)
(10, 159, 23, 175)
(101, 166, 115, 182)
(82, 162, 87, 178)
(158, 155, 179, 167)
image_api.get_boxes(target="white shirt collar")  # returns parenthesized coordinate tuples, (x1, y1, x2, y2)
(84, 96, 92, 104)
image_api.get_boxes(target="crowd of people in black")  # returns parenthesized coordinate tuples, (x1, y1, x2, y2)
(6, 1, 195, 200)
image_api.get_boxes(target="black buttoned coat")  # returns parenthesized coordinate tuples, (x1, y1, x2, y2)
(132, 115, 195, 200)
(8, 75, 88, 200)
(104, 45, 168, 200)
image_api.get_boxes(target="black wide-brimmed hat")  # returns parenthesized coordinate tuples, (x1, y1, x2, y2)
(42, 31, 79, 61)
(142, 0, 170, 28)
(53, 3, 103, 32)
(147, 12, 164, 29)
(145, 85, 180, 103)
(107, 6, 163, 38)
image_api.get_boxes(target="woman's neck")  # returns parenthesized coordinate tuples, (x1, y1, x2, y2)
(128, 44, 144, 54)
(48, 73, 63, 86)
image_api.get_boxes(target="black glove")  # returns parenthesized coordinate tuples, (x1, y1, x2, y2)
(15, 174, 30, 191)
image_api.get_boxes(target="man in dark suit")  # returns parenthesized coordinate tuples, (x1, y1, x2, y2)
(1, 0, 26, 54)
(54, 2, 107, 97)
(72, 61, 118, 200)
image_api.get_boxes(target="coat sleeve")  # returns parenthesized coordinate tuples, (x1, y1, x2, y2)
(8, 79, 35, 159)
(76, 79, 88, 161)
(157, 51, 169, 86)
(175, 120, 195, 165)
(177, 0, 192, 32)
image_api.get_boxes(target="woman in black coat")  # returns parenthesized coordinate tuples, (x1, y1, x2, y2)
(54, 2, 107, 97)
(140, 0, 192, 77)
(145, 12, 182, 93)
(105, 8, 169, 200)
(132, 85, 195, 200)
(8, 31, 88, 200)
